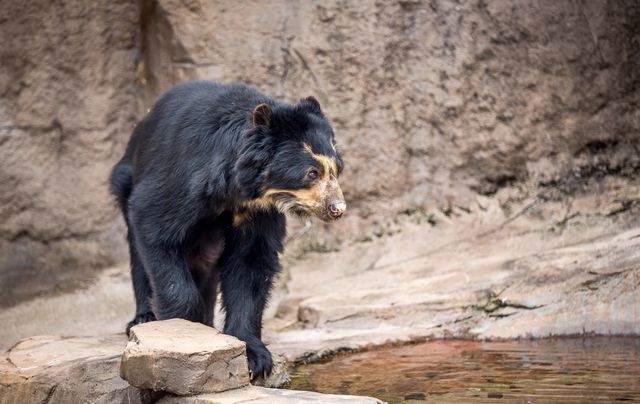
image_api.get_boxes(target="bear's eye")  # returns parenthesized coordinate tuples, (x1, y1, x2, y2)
(307, 169, 319, 180)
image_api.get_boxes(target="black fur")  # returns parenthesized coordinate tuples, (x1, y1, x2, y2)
(109, 81, 342, 378)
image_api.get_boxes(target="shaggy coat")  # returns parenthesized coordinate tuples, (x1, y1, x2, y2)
(110, 81, 344, 378)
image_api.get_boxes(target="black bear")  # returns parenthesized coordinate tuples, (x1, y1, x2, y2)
(109, 81, 345, 378)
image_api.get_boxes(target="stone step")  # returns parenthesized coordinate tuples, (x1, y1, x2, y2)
(120, 319, 250, 395)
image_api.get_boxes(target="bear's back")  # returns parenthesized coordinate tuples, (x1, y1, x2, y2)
(152, 81, 270, 132)
(126, 81, 273, 180)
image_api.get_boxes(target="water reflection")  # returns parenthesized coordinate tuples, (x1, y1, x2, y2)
(289, 337, 640, 403)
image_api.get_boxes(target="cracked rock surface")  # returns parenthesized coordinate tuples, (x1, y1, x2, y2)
(0, 335, 145, 404)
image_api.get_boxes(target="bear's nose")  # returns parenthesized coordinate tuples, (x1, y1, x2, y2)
(329, 201, 346, 218)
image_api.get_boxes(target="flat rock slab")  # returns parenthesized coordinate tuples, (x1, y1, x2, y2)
(158, 386, 383, 404)
(121, 319, 250, 395)
(0, 335, 147, 404)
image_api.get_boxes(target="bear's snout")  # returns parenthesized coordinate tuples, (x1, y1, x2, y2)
(329, 201, 346, 219)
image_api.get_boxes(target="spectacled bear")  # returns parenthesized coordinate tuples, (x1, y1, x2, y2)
(109, 81, 345, 379)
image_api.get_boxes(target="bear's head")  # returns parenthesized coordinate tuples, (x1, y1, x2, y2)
(236, 96, 346, 222)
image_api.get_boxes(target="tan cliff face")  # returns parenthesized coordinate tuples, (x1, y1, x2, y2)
(0, 1, 141, 305)
(1, 0, 639, 305)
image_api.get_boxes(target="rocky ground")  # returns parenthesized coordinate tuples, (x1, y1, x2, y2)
(268, 183, 640, 361)
(0, 320, 381, 403)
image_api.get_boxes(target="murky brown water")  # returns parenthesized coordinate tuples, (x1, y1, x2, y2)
(289, 337, 640, 403)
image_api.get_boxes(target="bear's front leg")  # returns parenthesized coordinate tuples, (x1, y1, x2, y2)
(222, 279, 273, 379)
(219, 210, 285, 379)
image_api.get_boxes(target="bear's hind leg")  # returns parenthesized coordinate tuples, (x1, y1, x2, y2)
(133, 239, 204, 322)
(110, 161, 154, 333)
(198, 272, 218, 327)
(126, 227, 156, 334)
(128, 182, 205, 324)
(186, 219, 226, 326)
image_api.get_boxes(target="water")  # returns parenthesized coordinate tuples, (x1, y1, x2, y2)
(288, 337, 640, 403)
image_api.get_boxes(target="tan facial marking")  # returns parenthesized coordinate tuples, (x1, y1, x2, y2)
(241, 195, 281, 211)
(302, 143, 338, 178)
(244, 181, 328, 214)
(239, 187, 319, 214)
(264, 187, 323, 209)
(240, 143, 342, 217)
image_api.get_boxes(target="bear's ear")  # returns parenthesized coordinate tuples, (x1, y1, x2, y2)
(300, 96, 322, 115)
(252, 103, 272, 127)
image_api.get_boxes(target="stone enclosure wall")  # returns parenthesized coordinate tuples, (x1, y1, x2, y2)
(1, 0, 638, 305)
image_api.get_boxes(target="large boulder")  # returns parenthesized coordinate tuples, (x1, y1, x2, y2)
(120, 319, 250, 395)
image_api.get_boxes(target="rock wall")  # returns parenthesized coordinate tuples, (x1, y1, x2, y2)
(1, 0, 639, 305)
(0, 1, 140, 305)
(139, 0, 640, 203)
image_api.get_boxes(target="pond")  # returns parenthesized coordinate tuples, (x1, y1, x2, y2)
(288, 337, 640, 403)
